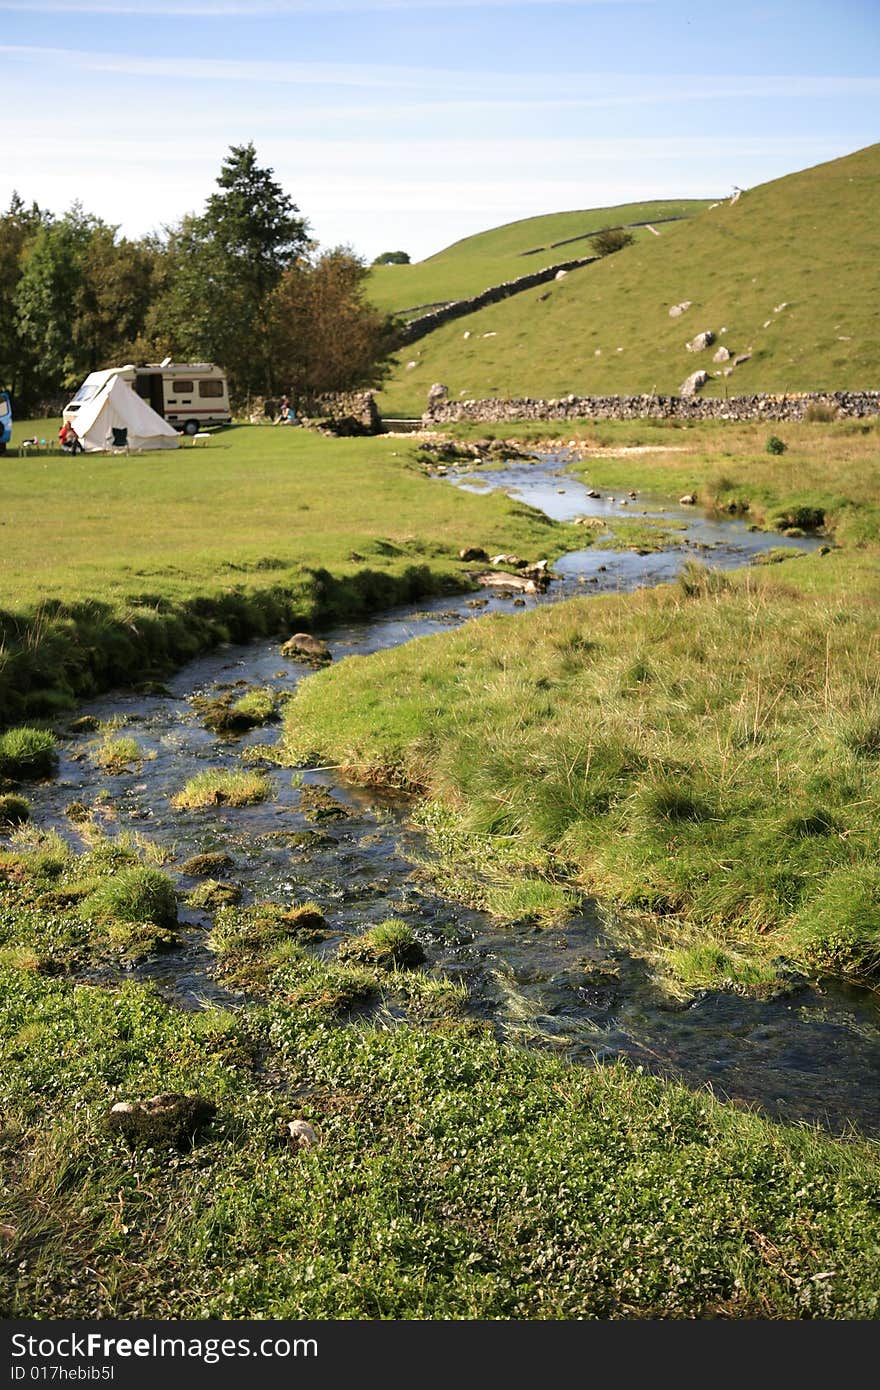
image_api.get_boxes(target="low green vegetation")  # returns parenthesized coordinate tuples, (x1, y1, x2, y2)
(2, 956, 880, 1317)
(284, 419, 880, 995)
(0, 727, 58, 781)
(93, 734, 142, 774)
(377, 143, 880, 415)
(0, 422, 564, 723)
(171, 769, 273, 810)
(0, 833, 181, 966)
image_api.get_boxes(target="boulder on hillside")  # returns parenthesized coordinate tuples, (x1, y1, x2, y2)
(668, 301, 693, 318)
(427, 383, 449, 408)
(679, 370, 709, 397)
(713, 345, 731, 363)
(686, 330, 715, 352)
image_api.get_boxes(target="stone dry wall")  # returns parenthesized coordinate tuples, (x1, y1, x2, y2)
(395, 256, 597, 348)
(423, 389, 880, 425)
(298, 390, 381, 435)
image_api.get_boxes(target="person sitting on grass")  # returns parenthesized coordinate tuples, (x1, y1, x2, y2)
(59, 420, 83, 455)
(274, 396, 298, 426)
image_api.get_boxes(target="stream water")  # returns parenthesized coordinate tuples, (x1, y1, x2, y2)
(11, 452, 880, 1136)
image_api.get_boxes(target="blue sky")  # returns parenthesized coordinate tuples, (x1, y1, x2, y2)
(3, 0, 878, 262)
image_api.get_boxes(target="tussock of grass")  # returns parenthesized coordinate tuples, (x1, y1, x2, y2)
(0, 727, 57, 781)
(80, 867, 179, 931)
(338, 919, 425, 970)
(194, 687, 278, 736)
(0, 794, 30, 827)
(94, 735, 141, 774)
(171, 770, 272, 810)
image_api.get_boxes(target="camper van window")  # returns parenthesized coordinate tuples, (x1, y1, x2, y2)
(172, 380, 194, 393)
(199, 380, 224, 398)
(0, 397, 9, 419)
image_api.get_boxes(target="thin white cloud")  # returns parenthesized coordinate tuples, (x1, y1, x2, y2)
(3, 44, 879, 102)
(0, 0, 642, 13)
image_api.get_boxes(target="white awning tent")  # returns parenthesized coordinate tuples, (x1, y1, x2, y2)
(72, 375, 179, 453)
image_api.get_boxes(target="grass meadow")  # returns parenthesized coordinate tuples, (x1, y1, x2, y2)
(376, 143, 880, 416)
(2, 411, 880, 1318)
(282, 417, 880, 993)
(367, 199, 708, 316)
(0, 419, 562, 719)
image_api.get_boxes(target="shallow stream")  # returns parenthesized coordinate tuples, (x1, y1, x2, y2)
(13, 452, 880, 1136)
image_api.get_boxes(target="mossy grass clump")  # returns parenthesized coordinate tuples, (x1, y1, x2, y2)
(104, 920, 181, 959)
(209, 902, 329, 963)
(194, 687, 278, 736)
(0, 727, 58, 782)
(179, 851, 234, 877)
(338, 919, 425, 970)
(171, 770, 273, 810)
(80, 867, 179, 931)
(0, 794, 30, 827)
(94, 735, 141, 774)
(297, 784, 352, 822)
(105, 1093, 217, 1150)
(186, 879, 242, 911)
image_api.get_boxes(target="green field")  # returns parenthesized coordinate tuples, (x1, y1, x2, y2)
(282, 418, 880, 993)
(3, 404, 880, 1315)
(377, 144, 880, 416)
(367, 200, 710, 316)
(0, 421, 563, 719)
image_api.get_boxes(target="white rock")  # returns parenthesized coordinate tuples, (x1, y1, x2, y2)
(288, 1120, 318, 1149)
(668, 301, 692, 318)
(679, 370, 709, 397)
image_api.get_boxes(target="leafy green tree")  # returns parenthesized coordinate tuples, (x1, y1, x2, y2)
(372, 250, 411, 265)
(150, 143, 311, 398)
(0, 193, 46, 398)
(14, 204, 101, 401)
(73, 227, 159, 371)
(267, 247, 395, 398)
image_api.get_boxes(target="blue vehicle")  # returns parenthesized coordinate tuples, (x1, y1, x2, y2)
(0, 390, 11, 452)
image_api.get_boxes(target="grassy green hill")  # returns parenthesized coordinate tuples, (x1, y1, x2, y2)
(367, 200, 711, 316)
(377, 144, 880, 417)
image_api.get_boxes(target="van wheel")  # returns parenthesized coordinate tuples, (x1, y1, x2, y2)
(183, 420, 199, 436)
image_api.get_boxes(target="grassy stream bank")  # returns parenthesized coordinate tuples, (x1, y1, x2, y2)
(3, 416, 880, 1318)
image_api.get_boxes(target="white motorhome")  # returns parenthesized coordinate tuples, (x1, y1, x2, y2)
(64, 361, 231, 435)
